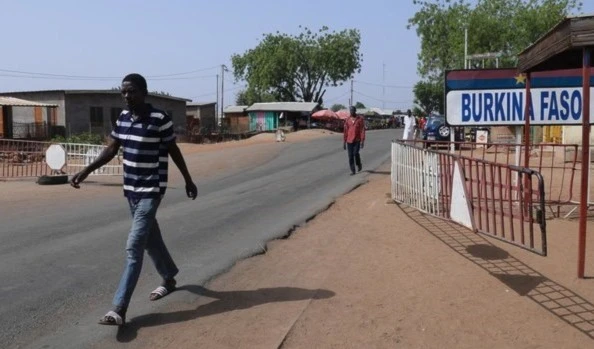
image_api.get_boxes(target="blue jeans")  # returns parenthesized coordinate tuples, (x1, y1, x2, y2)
(347, 142, 362, 173)
(113, 197, 179, 308)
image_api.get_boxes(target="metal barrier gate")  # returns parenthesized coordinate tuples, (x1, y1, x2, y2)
(0, 139, 123, 178)
(61, 142, 123, 175)
(392, 141, 547, 256)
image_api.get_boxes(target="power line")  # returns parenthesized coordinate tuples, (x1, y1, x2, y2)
(0, 65, 220, 80)
(188, 85, 244, 100)
(150, 75, 217, 81)
(352, 90, 413, 105)
(0, 73, 218, 81)
(324, 91, 350, 104)
(353, 80, 413, 89)
(148, 66, 219, 78)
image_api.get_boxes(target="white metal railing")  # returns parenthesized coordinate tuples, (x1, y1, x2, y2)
(0, 139, 122, 178)
(60, 142, 123, 175)
(391, 140, 548, 256)
(391, 142, 442, 215)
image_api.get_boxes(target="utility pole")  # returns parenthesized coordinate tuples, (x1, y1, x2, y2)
(382, 63, 386, 109)
(220, 64, 228, 130)
(349, 80, 354, 107)
(216, 74, 219, 128)
(464, 27, 468, 69)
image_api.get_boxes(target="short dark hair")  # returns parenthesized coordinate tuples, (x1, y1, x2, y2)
(122, 73, 148, 93)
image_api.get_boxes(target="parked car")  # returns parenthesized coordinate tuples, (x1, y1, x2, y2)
(422, 115, 464, 147)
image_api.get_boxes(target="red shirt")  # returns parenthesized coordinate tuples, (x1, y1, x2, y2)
(419, 118, 427, 130)
(343, 116, 366, 143)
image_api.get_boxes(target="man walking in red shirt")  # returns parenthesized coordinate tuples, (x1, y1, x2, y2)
(343, 106, 366, 175)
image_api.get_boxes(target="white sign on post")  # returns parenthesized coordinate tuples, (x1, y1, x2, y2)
(45, 144, 67, 172)
(446, 87, 594, 126)
(476, 130, 488, 145)
(445, 68, 594, 127)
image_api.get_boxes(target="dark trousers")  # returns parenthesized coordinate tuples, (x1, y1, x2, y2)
(347, 142, 362, 173)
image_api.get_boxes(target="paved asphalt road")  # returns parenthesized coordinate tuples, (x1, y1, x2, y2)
(0, 128, 402, 349)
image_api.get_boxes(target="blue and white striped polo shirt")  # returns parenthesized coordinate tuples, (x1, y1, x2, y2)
(110, 105, 176, 199)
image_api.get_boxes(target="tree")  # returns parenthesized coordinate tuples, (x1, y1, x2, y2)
(112, 86, 170, 96)
(354, 101, 366, 109)
(151, 91, 170, 96)
(408, 0, 582, 80)
(231, 26, 363, 103)
(413, 80, 443, 115)
(331, 103, 346, 112)
(412, 106, 425, 117)
(408, 0, 582, 113)
(236, 88, 276, 106)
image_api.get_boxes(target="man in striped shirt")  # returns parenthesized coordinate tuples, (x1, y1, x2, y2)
(71, 73, 197, 326)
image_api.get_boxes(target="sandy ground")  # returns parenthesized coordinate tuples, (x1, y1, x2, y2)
(6, 130, 594, 348)
(80, 134, 594, 349)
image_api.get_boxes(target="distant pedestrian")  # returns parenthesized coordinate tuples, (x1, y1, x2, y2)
(402, 109, 416, 141)
(70, 73, 197, 326)
(417, 115, 427, 139)
(276, 128, 286, 142)
(343, 106, 366, 175)
(419, 116, 427, 131)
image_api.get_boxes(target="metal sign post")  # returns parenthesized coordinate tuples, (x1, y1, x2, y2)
(578, 48, 591, 279)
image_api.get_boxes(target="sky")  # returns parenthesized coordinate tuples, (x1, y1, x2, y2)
(1, 0, 593, 113)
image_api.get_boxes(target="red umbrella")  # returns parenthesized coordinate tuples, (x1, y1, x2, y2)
(312, 109, 338, 121)
(335, 109, 350, 120)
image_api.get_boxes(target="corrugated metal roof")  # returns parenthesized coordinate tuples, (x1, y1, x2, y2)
(246, 102, 319, 113)
(369, 107, 394, 116)
(337, 108, 373, 115)
(337, 107, 395, 116)
(224, 105, 248, 113)
(0, 96, 57, 107)
(518, 14, 594, 72)
(187, 101, 216, 107)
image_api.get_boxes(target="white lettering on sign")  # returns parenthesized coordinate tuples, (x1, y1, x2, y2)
(446, 87, 594, 126)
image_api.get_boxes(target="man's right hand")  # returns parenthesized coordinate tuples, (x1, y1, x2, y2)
(343, 142, 346, 150)
(70, 170, 89, 189)
(185, 181, 198, 200)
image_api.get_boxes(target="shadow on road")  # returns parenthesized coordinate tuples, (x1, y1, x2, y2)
(398, 204, 594, 340)
(364, 170, 390, 175)
(116, 286, 335, 343)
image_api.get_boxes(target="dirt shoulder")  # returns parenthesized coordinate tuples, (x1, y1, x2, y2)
(97, 161, 594, 349)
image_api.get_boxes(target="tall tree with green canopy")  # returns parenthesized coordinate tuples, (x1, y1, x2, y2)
(235, 88, 276, 106)
(331, 103, 347, 112)
(408, 0, 582, 110)
(231, 26, 363, 104)
(413, 80, 443, 114)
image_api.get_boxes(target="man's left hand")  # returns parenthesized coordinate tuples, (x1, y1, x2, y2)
(361, 142, 365, 149)
(186, 182, 198, 200)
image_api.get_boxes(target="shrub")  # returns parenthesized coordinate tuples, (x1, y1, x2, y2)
(51, 132, 105, 145)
